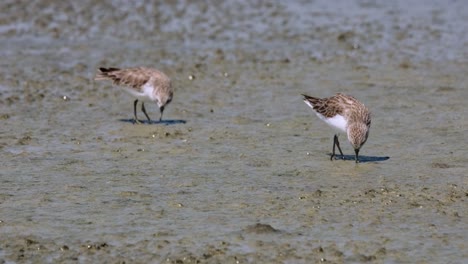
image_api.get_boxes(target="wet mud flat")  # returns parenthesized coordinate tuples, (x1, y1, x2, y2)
(1, 0, 468, 263)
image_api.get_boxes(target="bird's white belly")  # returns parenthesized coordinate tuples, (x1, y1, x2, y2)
(317, 113, 347, 132)
(121, 83, 154, 102)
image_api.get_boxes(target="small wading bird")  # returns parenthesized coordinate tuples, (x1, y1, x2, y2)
(95, 67, 173, 124)
(302, 93, 371, 163)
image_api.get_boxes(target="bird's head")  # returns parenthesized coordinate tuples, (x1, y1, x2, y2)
(347, 122, 370, 152)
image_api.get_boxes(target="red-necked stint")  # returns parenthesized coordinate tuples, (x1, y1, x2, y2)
(95, 67, 173, 124)
(302, 93, 371, 163)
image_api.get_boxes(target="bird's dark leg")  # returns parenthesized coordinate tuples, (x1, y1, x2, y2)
(159, 106, 165, 122)
(141, 102, 152, 124)
(354, 148, 360, 163)
(335, 135, 344, 159)
(133, 99, 141, 124)
(331, 134, 345, 160)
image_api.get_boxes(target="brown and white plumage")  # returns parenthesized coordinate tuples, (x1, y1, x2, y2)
(95, 67, 173, 123)
(302, 93, 371, 162)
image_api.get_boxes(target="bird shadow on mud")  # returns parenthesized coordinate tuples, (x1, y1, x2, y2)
(118, 119, 187, 125)
(328, 154, 390, 163)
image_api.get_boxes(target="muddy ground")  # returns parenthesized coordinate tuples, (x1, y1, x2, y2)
(0, 1, 467, 263)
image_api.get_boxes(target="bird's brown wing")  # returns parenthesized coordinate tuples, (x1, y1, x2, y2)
(95, 67, 151, 90)
(302, 94, 344, 118)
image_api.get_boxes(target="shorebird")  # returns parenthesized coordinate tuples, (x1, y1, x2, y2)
(302, 93, 371, 163)
(95, 67, 173, 124)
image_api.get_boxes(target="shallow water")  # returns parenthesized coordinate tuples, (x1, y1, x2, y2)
(1, 0, 467, 263)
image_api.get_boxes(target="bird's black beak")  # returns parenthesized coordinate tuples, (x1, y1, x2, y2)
(159, 106, 165, 121)
(354, 148, 360, 163)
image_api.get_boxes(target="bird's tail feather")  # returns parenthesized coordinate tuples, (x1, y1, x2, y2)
(94, 67, 121, 80)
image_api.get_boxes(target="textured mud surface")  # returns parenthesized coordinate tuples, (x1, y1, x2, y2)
(1, 1, 467, 263)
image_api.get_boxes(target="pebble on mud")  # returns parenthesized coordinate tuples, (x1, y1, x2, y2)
(431, 162, 450, 168)
(244, 223, 279, 234)
(18, 136, 32, 145)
